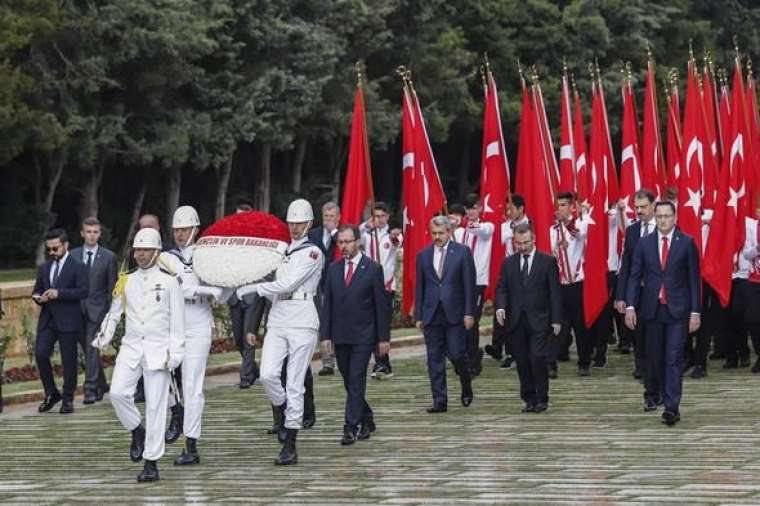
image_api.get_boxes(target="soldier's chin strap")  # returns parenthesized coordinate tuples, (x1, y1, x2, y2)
(138, 249, 160, 270)
(289, 220, 313, 241)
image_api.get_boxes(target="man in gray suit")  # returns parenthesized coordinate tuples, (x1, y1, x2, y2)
(71, 217, 118, 404)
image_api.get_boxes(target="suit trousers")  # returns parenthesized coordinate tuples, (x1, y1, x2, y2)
(490, 311, 512, 357)
(229, 302, 259, 384)
(557, 281, 591, 368)
(645, 304, 687, 412)
(590, 272, 616, 363)
(335, 343, 374, 429)
(180, 326, 212, 439)
(687, 284, 720, 368)
(465, 285, 486, 367)
(744, 282, 760, 354)
(81, 317, 109, 395)
(110, 356, 170, 461)
(511, 312, 551, 404)
(723, 279, 751, 363)
(423, 304, 470, 405)
(373, 291, 395, 371)
(260, 326, 317, 429)
(35, 324, 79, 402)
(314, 292, 336, 369)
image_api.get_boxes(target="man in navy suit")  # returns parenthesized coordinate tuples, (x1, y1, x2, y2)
(415, 216, 476, 413)
(32, 228, 89, 414)
(495, 224, 562, 413)
(320, 224, 390, 445)
(625, 201, 701, 426)
(615, 189, 657, 380)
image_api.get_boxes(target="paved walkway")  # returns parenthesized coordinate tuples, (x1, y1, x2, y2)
(1, 342, 760, 505)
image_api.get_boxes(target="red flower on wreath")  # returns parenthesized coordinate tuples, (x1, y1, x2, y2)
(200, 211, 290, 243)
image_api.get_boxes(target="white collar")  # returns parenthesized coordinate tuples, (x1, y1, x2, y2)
(346, 252, 362, 265)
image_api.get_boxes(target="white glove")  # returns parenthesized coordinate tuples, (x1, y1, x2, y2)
(236, 283, 258, 299)
(167, 354, 183, 371)
(91, 333, 108, 351)
(92, 320, 116, 350)
(196, 286, 225, 302)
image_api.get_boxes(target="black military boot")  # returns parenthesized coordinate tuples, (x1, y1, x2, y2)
(173, 437, 200, 465)
(137, 459, 160, 482)
(303, 369, 316, 429)
(165, 404, 183, 444)
(130, 425, 146, 462)
(274, 428, 298, 465)
(268, 403, 287, 443)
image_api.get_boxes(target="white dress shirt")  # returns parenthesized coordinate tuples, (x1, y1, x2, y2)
(501, 216, 530, 257)
(83, 244, 99, 265)
(361, 223, 402, 291)
(432, 241, 450, 276)
(344, 252, 362, 278)
(454, 221, 494, 285)
(50, 251, 70, 285)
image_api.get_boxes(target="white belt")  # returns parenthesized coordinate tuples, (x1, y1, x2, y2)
(186, 296, 212, 305)
(280, 291, 315, 301)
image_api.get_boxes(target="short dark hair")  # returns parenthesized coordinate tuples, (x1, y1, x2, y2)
(448, 203, 466, 216)
(81, 217, 101, 228)
(511, 194, 525, 209)
(45, 228, 68, 243)
(556, 191, 575, 202)
(634, 189, 656, 203)
(514, 222, 533, 236)
(373, 201, 389, 214)
(655, 200, 676, 215)
(337, 224, 360, 240)
(235, 198, 254, 212)
(464, 193, 481, 208)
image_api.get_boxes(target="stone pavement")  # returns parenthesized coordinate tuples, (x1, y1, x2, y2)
(1, 342, 760, 505)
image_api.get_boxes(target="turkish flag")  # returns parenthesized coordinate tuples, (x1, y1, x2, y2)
(534, 82, 560, 192)
(703, 61, 749, 307)
(401, 86, 421, 317)
(677, 65, 704, 252)
(619, 81, 642, 222)
(719, 85, 731, 168)
(515, 84, 533, 200)
(666, 88, 682, 187)
(410, 86, 446, 229)
(700, 70, 720, 211)
(641, 60, 665, 196)
(529, 85, 557, 253)
(745, 73, 760, 219)
(583, 83, 610, 328)
(479, 71, 511, 301)
(597, 80, 619, 206)
(573, 90, 591, 202)
(340, 84, 374, 227)
(702, 65, 721, 169)
(559, 74, 576, 193)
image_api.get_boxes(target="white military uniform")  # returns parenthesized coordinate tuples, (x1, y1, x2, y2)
(97, 264, 185, 462)
(549, 214, 590, 285)
(360, 223, 402, 291)
(501, 216, 530, 257)
(240, 236, 323, 429)
(159, 245, 221, 440)
(454, 221, 494, 286)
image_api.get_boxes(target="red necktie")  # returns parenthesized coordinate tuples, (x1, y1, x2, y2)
(344, 260, 355, 286)
(659, 236, 669, 304)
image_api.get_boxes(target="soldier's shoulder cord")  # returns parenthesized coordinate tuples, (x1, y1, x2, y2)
(156, 255, 178, 278)
(166, 249, 193, 266)
(286, 240, 320, 257)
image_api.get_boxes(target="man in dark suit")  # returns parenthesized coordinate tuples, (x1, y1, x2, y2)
(32, 228, 89, 414)
(70, 217, 118, 404)
(615, 189, 656, 379)
(625, 200, 701, 426)
(495, 223, 562, 413)
(320, 224, 390, 445)
(415, 216, 476, 413)
(308, 201, 340, 376)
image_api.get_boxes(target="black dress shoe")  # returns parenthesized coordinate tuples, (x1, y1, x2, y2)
(426, 404, 447, 413)
(357, 420, 375, 440)
(578, 366, 591, 377)
(618, 345, 632, 354)
(461, 393, 473, 407)
(165, 404, 183, 444)
(752, 358, 760, 373)
(632, 368, 642, 379)
(238, 381, 252, 389)
(83, 392, 97, 405)
(59, 400, 74, 414)
(643, 400, 658, 412)
(130, 425, 146, 462)
(521, 403, 535, 413)
(682, 360, 696, 376)
(592, 358, 607, 369)
(95, 385, 108, 402)
(484, 345, 503, 361)
(723, 360, 739, 369)
(661, 410, 679, 426)
(137, 460, 159, 482)
(709, 350, 725, 360)
(500, 356, 515, 369)
(548, 363, 558, 379)
(174, 437, 200, 465)
(38, 392, 62, 413)
(739, 357, 751, 368)
(533, 402, 548, 413)
(690, 365, 707, 379)
(318, 366, 335, 376)
(340, 427, 357, 446)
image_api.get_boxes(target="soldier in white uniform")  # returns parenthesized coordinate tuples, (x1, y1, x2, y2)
(237, 198, 323, 466)
(160, 206, 225, 466)
(453, 194, 494, 376)
(93, 228, 185, 482)
(360, 201, 402, 379)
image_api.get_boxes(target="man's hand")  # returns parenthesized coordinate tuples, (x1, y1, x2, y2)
(496, 309, 506, 327)
(167, 354, 182, 371)
(246, 332, 257, 347)
(464, 315, 475, 330)
(689, 314, 701, 334)
(614, 300, 626, 314)
(625, 308, 637, 330)
(389, 228, 402, 245)
(551, 323, 561, 336)
(377, 341, 391, 357)
(415, 320, 423, 330)
(42, 288, 58, 300)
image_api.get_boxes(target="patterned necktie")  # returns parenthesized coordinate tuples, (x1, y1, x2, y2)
(642, 222, 649, 237)
(659, 236, 669, 304)
(436, 247, 446, 278)
(344, 260, 355, 286)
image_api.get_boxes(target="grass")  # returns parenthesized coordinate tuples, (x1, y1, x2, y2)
(0, 268, 35, 284)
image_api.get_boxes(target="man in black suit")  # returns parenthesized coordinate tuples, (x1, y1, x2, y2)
(70, 217, 118, 404)
(415, 216, 476, 413)
(32, 228, 89, 414)
(320, 224, 390, 445)
(308, 201, 340, 376)
(625, 200, 701, 426)
(495, 223, 562, 413)
(615, 189, 656, 380)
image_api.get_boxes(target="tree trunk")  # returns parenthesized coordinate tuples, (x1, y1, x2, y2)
(330, 138, 348, 202)
(164, 165, 182, 238)
(121, 179, 147, 262)
(254, 143, 272, 212)
(291, 136, 307, 194)
(215, 157, 233, 220)
(35, 150, 65, 265)
(77, 160, 105, 222)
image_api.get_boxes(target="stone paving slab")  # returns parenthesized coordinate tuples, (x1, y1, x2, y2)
(2, 341, 760, 505)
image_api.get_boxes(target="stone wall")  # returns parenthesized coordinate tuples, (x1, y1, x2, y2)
(0, 282, 39, 358)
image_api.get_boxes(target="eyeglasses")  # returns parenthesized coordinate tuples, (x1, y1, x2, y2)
(336, 239, 356, 245)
